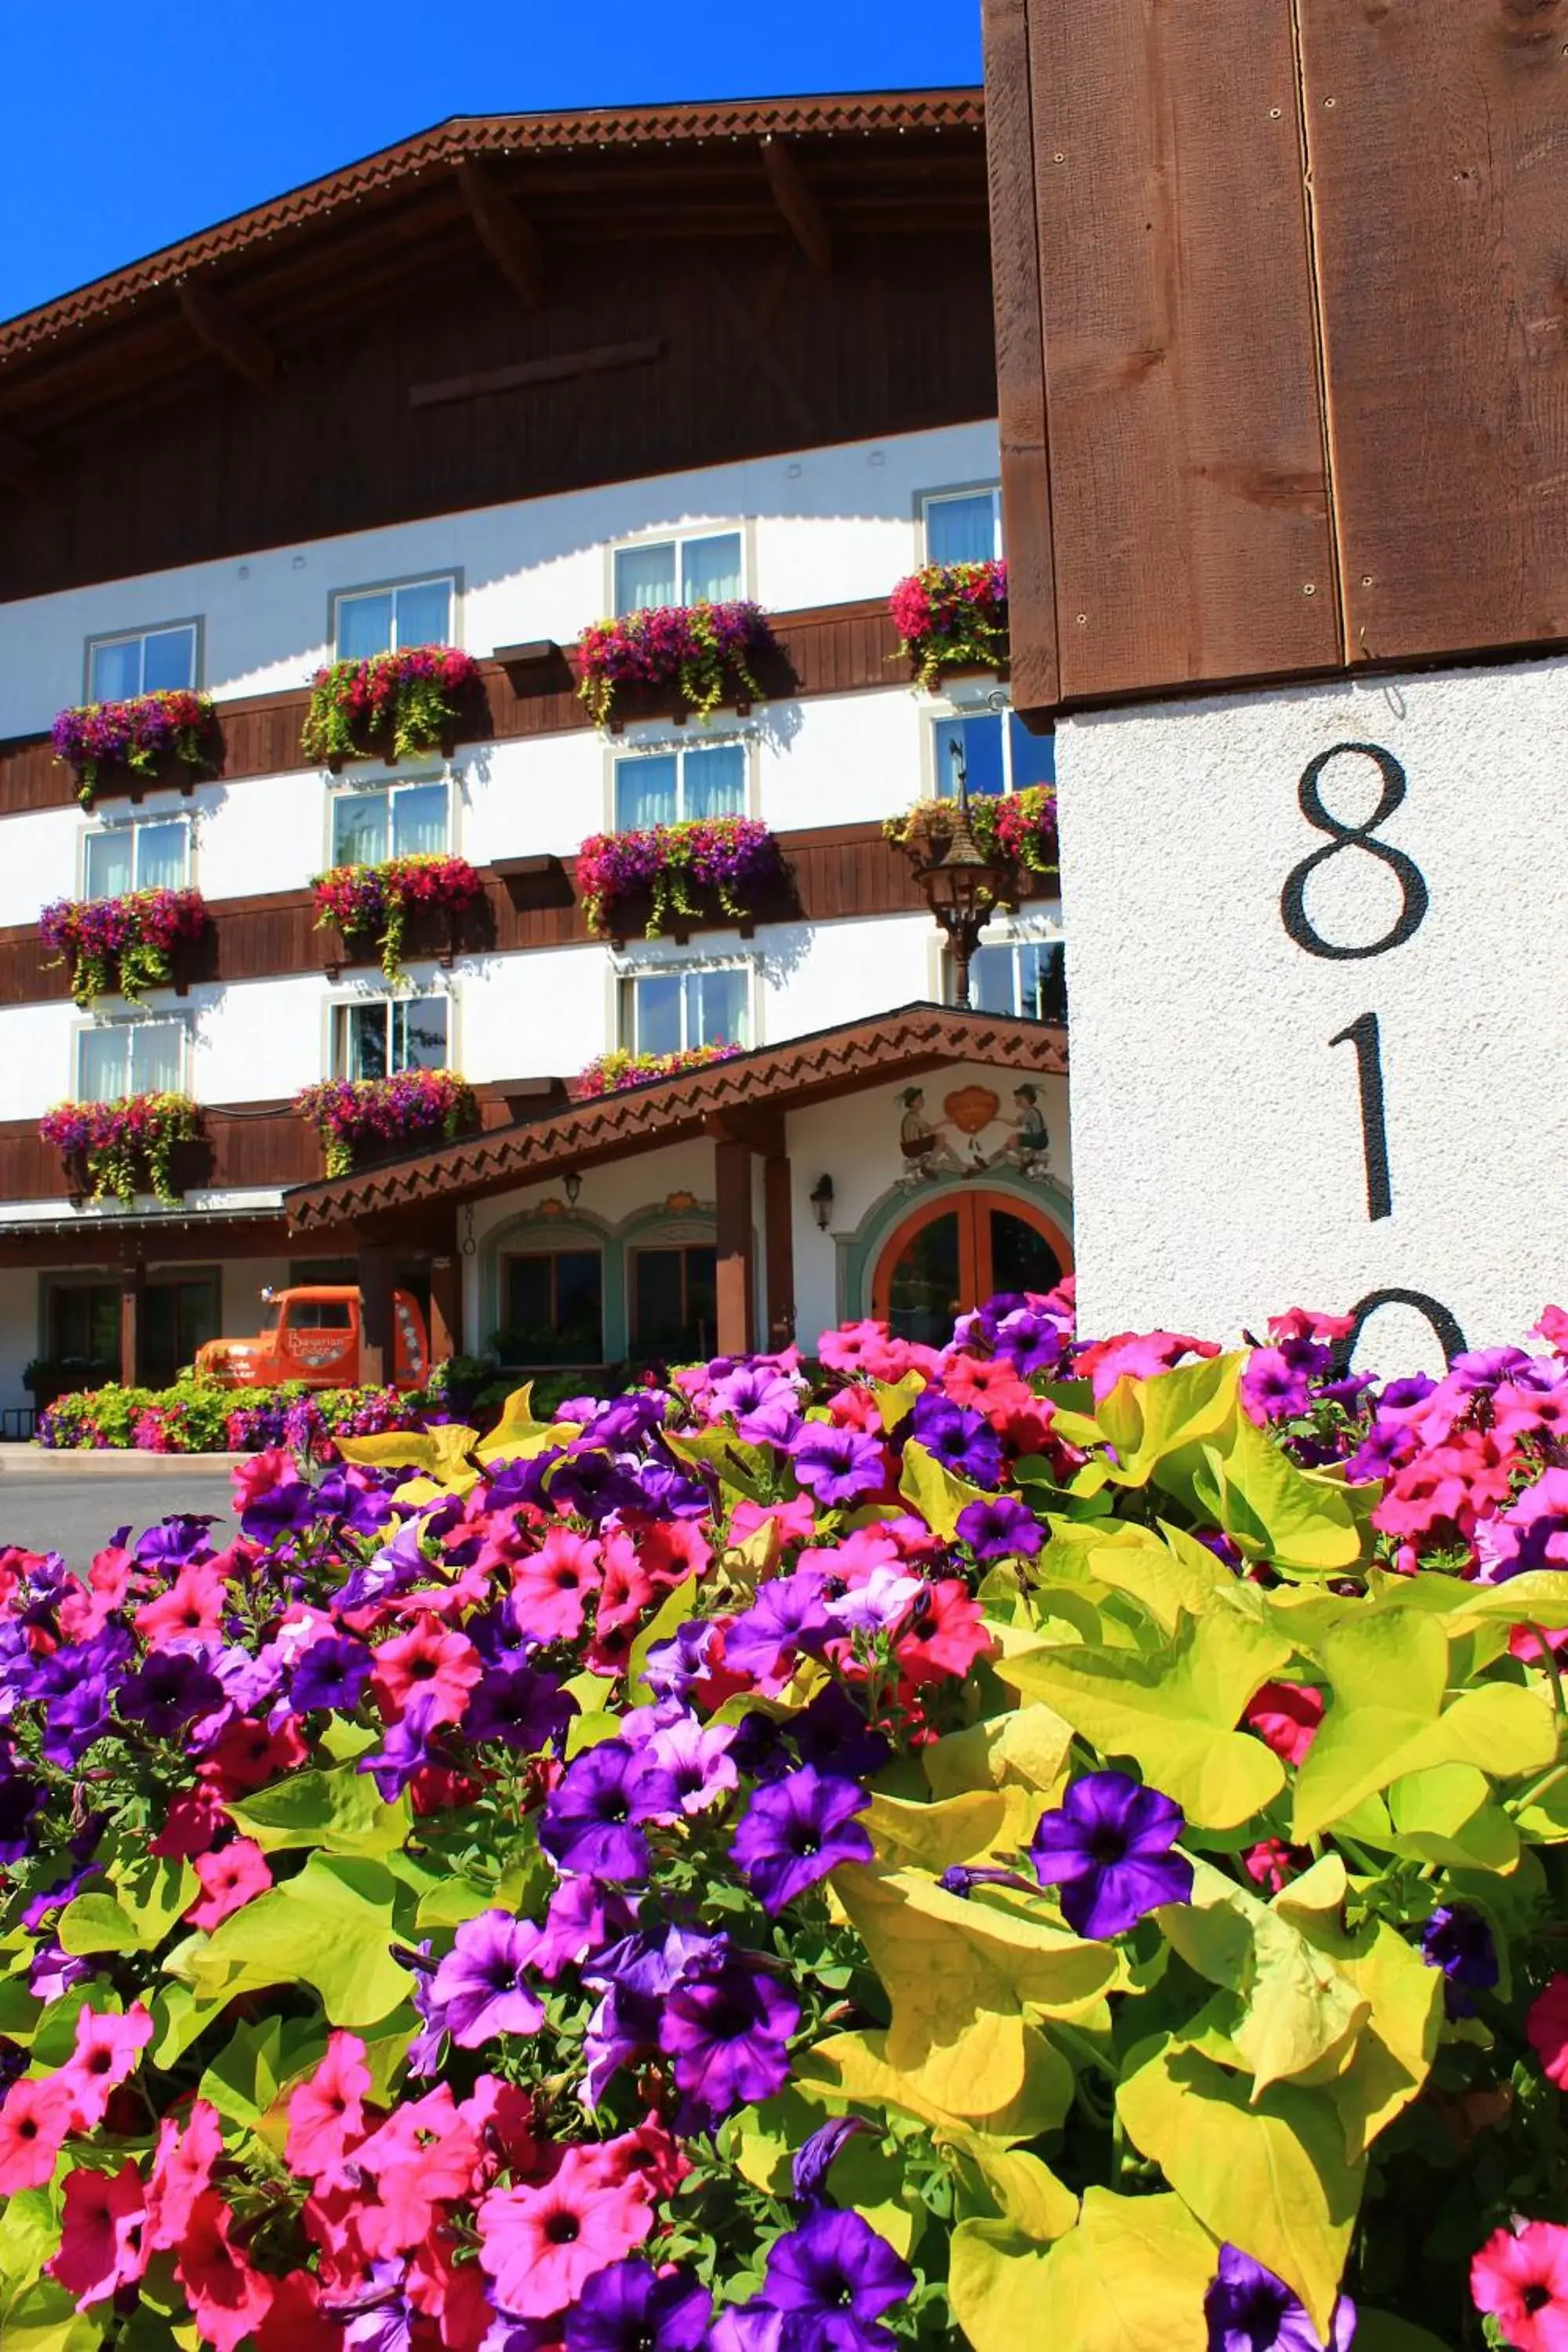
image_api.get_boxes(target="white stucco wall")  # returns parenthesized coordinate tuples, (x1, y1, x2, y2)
(0, 423, 1000, 741)
(1058, 656, 1568, 1367)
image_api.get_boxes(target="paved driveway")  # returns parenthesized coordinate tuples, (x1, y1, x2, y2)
(0, 1451, 244, 1566)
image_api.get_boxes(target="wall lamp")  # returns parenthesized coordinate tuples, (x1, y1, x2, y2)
(810, 1174, 835, 1231)
(563, 1170, 583, 1208)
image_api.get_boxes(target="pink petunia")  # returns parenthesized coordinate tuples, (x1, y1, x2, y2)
(145, 2098, 225, 2251)
(285, 2031, 372, 2187)
(184, 1838, 273, 1931)
(134, 1561, 230, 1646)
(60, 2002, 154, 2130)
(1472, 2221, 1568, 2352)
(510, 1528, 604, 1643)
(49, 2161, 147, 2307)
(0, 2074, 75, 2194)
(1242, 1681, 1324, 1768)
(477, 2142, 655, 2318)
(174, 2193, 276, 2352)
(1528, 1976, 1568, 2091)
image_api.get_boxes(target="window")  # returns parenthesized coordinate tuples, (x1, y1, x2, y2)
(622, 966, 750, 1057)
(922, 486, 1002, 566)
(333, 575, 455, 661)
(933, 711, 1055, 799)
(966, 938, 1069, 1025)
(613, 742, 746, 833)
(287, 1299, 354, 1330)
(143, 1275, 220, 1386)
(46, 1281, 120, 1367)
(86, 622, 198, 705)
(331, 779, 448, 866)
(83, 818, 189, 901)
(499, 1250, 604, 1367)
(77, 1020, 184, 1101)
(332, 996, 449, 1081)
(613, 531, 743, 615)
(632, 1245, 718, 1361)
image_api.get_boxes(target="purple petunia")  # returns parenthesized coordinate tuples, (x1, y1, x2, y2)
(733, 1766, 874, 1914)
(289, 1635, 374, 1716)
(1204, 2245, 1356, 2352)
(791, 2115, 869, 2205)
(909, 1396, 1003, 1488)
(721, 1572, 832, 1685)
(762, 2209, 913, 2350)
(563, 2256, 710, 2350)
(1421, 1903, 1499, 2016)
(788, 1424, 887, 1507)
(955, 1494, 1044, 1561)
(426, 1909, 545, 2047)
(659, 1950, 801, 2123)
(463, 1664, 576, 1755)
(114, 1648, 225, 1739)
(1029, 1770, 1193, 1938)
(539, 1739, 681, 1882)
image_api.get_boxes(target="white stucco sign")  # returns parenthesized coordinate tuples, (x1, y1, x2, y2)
(1058, 658, 1568, 1367)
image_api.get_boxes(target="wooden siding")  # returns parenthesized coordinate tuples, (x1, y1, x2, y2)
(0, 597, 906, 817)
(984, 2, 1568, 716)
(0, 819, 1013, 1005)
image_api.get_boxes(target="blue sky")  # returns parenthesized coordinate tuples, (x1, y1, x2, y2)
(0, 0, 982, 321)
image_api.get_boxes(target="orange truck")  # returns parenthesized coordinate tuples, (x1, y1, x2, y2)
(195, 1285, 430, 1392)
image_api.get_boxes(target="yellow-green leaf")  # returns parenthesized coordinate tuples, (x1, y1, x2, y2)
(795, 2024, 1073, 2146)
(174, 1852, 417, 2029)
(1159, 1859, 1369, 2099)
(872, 1372, 927, 1436)
(864, 1788, 1010, 1873)
(955, 2190, 1215, 2352)
(1386, 1762, 1520, 1872)
(923, 1705, 1074, 1809)
(1117, 2038, 1363, 2335)
(996, 1610, 1291, 1830)
(899, 1439, 993, 1545)
(228, 1766, 411, 1860)
(338, 1422, 481, 1497)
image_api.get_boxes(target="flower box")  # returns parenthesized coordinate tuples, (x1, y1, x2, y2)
(50, 690, 220, 807)
(575, 601, 775, 731)
(884, 783, 1058, 902)
(301, 646, 481, 770)
(39, 1093, 204, 1207)
(891, 559, 1010, 694)
(310, 854, 484, 983)
(39, 887, 209, 1011)
(294, 1070, 477, 1179)
(575, 816, 782, 942)
(572, 1042, 746, 1099)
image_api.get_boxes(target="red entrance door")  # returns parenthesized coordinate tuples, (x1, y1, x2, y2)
(872, 1191, 1072, 1345)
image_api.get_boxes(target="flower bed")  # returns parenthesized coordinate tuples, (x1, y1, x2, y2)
(4, 1289, 1568, 2350)
(38, 1377, 448, 1457)
(891, 558, 1009, 694)
(295, 1069, 477, 1179)
(301, 646, 480, 768)
(884, 781, 1058, 888)
(37, 1091, 201, 1206)
(573, 1041, 746, 1098)
(50, 688, 219, 804)
(576, 600, 773, 728)
(310, 852, 483, 982)
(38, 887, 209, 1009)
(576, 815, 781, 938)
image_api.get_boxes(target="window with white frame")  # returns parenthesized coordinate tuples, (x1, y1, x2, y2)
(332, 575, 455, 661)
(83, 817, 190, 901)
(612, 531, 743, 615)
(921, 485, 1002, 566)
(78, 1019, 184, 1102)
(331, 777, 448, 866)
(86, 622, 198, 705)
(331, 995, 450, 1081)
(932, 710, 1054, 800)
(960, 937, 1068, 1026)
(612, 742, 746, 833)
(620, 965, 750, 1057)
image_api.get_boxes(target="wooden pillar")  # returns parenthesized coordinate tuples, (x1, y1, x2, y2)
(714, 1140, 756, 1358)
(358, 1247, 399, 1389)
(119, 1261, 145, 1389)
(763, 1152, 795, 1352)
(428, 1252, 463, 1366)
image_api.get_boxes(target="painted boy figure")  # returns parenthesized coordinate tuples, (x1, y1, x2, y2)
(897, 1088, 963, 1185)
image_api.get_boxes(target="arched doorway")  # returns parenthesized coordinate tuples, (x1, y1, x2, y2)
(872, 1190, 1073, 1345)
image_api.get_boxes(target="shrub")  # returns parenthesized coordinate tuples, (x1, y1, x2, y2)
(576, 599, 773, 727)
(310, 851, 483, 983)
(4, 1291, 1568, 2350)
(572, 1040, 745, 1097)
(884, 782, 1058, 886)
(301, 645, 479, 766)
(38, 887, 209, 1008)
(891, 558, 1009, 693)
(37, 1376, 447, 1457)
(49, 687, 218, 804)
(575, 815, 781, 938)
(294, 1069, 477, 1178)
(37, 1092, 201, 1206)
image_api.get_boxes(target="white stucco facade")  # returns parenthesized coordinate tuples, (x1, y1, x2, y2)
(1059, 656, 1568, 1369)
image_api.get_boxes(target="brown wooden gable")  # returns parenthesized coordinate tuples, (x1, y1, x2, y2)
(285, 1004, 1069, 1232)
(0, 93, 993, 604)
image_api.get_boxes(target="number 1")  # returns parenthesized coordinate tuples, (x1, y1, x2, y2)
(1330, 1012, 1392, 1221)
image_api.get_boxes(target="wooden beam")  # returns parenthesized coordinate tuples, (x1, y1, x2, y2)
(409, 336, 664, 412)
(176, 278, 278, 391)
(357, 1245, 399, 1389)
(0, 423, 42, 494)
(759, 136, 833, 275)
(763, 1152, 795, 1351)
(714, 1139, 757, 1356)
(455, 158, 546, 309)
(119, 1262, 146, 1389)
